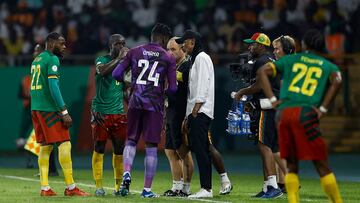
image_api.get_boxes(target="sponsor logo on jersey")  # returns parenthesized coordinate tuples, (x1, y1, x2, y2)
(143, 50, 159, 57)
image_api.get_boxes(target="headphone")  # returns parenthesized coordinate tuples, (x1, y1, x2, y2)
(280, 35, 295, 55)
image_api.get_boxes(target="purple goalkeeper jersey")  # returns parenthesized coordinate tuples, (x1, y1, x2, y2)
(113, 42, 177, 112)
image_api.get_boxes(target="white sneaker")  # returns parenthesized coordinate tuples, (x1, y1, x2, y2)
(219, 181, 233, 195)
(188, 188, 213, 198)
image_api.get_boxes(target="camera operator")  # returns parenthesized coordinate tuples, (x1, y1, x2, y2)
(234, 33, 282, 198)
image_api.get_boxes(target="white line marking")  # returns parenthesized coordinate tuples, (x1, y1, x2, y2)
(0, 174, 231, 203)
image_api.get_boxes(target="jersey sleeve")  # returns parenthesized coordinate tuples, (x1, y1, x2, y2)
(112, 48, 132, 81)
(329, 62, 340, 73)
(47, 56, 60, 78)
(273, 56, 287, 76)
(328, 62, 342, 82)
(95, 56, 106, 66)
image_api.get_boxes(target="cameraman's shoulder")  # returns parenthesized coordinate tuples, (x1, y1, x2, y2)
(255, 54, 273, 67)
(263, 53, 275, 63)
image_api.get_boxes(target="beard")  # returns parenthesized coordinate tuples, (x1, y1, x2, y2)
(53, 47, 63, 58)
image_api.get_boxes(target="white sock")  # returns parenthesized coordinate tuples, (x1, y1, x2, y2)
(178, 180, 184, 190)
(144, 187, 151, 192)
(41, 186, 50, 191)
(67, 183, 76, 190)
(220, 173, 230, 183)
(267, 175, 278, 189)
(263, 181, 268, 192)
(182, 182, 191, 194)
(172, 180, 183, 191)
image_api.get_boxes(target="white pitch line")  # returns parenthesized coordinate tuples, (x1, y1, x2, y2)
(0, 174, 231, 203)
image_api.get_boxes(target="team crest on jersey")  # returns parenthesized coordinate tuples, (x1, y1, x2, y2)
(52, 65, 58, 72)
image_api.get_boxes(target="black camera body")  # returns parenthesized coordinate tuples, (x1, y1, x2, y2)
(229, 52, 254, 84)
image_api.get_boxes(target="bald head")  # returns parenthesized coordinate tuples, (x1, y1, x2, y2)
(109, 34, 125, 58)
(167, 37, 185, 63)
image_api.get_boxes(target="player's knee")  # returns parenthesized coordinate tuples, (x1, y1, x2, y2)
(113, 145, 124, 155)
(286, 158, 299, 173)
(145, 142, 158, 148)
(165, 149, 180, 160)
(125, 139, 137, 146)
(112, 139, 125, 155)
(313, 160, 332, 177)
(94, 141, 106, 154)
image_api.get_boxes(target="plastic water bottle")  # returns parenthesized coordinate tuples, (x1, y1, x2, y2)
(235, 113, 242, 135)
(244, 113, 251, 134)
(226, 112, 232, 134)
(227, 111, 236, 134)
(241, 114, 247, 134)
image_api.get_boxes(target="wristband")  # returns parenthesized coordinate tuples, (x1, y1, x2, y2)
(269, 96, 277, 103)
(319, 106, 328, 113)
(61, 109, 68, 116)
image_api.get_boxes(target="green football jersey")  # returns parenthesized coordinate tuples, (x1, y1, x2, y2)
(91, 55, 124, 114)
(271, 52, 340, 109)
(30, 50, 62, 111)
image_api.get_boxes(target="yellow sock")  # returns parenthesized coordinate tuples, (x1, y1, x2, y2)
(38, 145, 53, 187)
(92, 151, 104, 188)
(320, 173, 343, 203)
(58, 141, 74, 185)
(113, 154, 123, 191)
(285, 173, 300, 203)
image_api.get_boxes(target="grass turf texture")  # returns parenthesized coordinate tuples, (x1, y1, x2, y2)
(0, 168, 359, 203)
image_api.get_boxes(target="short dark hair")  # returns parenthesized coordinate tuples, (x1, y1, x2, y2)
(151, 23, 172, 38)
(45, 32, 62, 43)
(302, 29, 325, 52)
(109, 34, 125, 46)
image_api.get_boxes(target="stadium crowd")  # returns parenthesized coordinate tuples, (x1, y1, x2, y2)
(1, 0, 360, 57)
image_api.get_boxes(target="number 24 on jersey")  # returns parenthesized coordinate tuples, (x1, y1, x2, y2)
(136, 59, 160, 87)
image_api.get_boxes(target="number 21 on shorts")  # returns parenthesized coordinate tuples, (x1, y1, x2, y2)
(136, 59, 160, 86)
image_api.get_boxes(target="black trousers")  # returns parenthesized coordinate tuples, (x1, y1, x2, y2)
(187, 113, 212, 189)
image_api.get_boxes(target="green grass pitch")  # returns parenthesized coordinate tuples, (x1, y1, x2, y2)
(0, 168, 359, 203)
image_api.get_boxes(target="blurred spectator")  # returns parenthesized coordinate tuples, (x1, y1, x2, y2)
(258, 1, 279, 31)
(125, 25, 149, 48)
(3, 25, 24, 55)
(33, 21, 48, 43)
(0, 0, 359, 57)
(132, 0, 157, 29)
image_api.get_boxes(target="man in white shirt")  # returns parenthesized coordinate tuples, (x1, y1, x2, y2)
(176, 30, 215, 198)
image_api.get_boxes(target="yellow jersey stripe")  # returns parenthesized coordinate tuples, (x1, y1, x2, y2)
(267, 62, 277, 77)
(48, 75, 58, 79)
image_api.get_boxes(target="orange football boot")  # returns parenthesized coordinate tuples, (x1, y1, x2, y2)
(40, 188, 57, 196)
(64, 187, 90, 196)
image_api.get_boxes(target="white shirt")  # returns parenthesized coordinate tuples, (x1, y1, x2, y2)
(186, 52, 215, 119)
